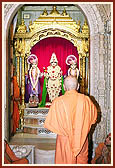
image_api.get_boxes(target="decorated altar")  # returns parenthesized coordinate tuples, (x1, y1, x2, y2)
(13, 6, 90, 134)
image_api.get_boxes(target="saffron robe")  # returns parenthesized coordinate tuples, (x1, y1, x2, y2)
(91, 143, 111, 164)
(4, 140, 28, 164)
(44, 90, 97, 164)
(13, 76, 20, 133)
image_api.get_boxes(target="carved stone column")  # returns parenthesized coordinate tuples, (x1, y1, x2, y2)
(104, 19, 111, 135)
(85, 55, 89, 94)
(82, 56, 86, 94)
(79, 56, 83, 93)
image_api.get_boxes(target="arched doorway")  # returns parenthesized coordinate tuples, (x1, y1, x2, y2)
(3, 2, 93, 141)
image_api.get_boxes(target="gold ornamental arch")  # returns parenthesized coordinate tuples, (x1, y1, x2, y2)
(14, 6, 90, 110)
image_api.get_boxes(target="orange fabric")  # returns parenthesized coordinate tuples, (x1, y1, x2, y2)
(91, 143, 104, 164)
(13, 76, 20, 98)
(4, 141, 28, 164)
(55, 135, 88, 164)
(44, 90, 97, 164)
(91, 143, 111, 164)
(13, 76, 20, 133)
(11, 158, 28, 164)
(4, 156, 11, 164)
(5, 142, 19, 161)
(4, 156, 28, 164)
(55, 135, 76, 164)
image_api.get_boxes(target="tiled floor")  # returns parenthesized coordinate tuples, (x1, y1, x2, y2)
(10, 132, 56, 150)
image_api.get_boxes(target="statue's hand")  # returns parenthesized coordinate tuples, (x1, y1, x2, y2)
(44, 72, 49, 79)
(64, 74, 67, 78)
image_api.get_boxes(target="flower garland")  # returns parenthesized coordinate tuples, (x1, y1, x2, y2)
(47, 66, 62, 80)
(29, 66, 40, 90)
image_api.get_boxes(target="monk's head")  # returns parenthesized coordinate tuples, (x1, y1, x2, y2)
(63, 75, 78, 91)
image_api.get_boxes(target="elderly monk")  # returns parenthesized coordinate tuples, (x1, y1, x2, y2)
(44, 76, 97, 164)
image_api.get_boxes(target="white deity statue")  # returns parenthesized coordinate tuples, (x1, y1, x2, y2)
(44, 53, 62, 102)
(66, 55, 79, 79)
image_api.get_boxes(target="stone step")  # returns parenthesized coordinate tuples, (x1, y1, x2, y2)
(24, 117, 45, 125)
(24, 115, 46, 119)
(23, 124, 56, 138)
(23, 107, 51, 137)
(24, 127, 38, 135)
(24, 107, 49, 117)
(23, 124, 44, 128)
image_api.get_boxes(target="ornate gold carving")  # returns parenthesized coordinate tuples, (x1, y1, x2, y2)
(16, 53, 20, 86)
(74, 20, 81, 33)
(62, 8, 68, 16)
(29, 20, 33, 32)
(41, 8, 48, 16)
(14, 6, 89, 41)
(50, 6, 60, 15)
(82, 19, 89, 35)
(14, 39, 20, 86)
(25, 56, 28, 75)
(77, 39, 89, 57)
(17, 19, 27, 33)
(25, 40, 31, 55)
(14, 38, 25, 54)
(20, 109, 24, 129)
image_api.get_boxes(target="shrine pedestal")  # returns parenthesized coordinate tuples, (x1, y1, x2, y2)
(23, 107, 56, 138)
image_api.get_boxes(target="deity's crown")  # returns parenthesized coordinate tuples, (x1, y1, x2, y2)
(66, 55, 77, 65)
(27, 54, 38, 64)
(50, 53, 58, 63)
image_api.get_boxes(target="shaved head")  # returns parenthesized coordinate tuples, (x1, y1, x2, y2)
(64, 75, 78, 91)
